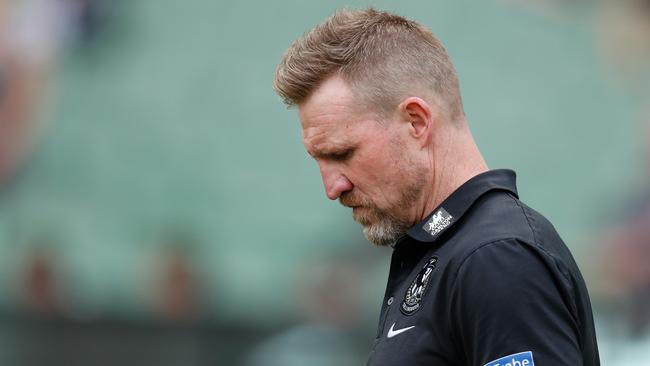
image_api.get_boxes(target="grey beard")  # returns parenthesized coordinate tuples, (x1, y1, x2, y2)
(361, 216, 410, 246)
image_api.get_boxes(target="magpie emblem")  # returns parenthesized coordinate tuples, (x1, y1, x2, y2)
(401, 256, 438, 315)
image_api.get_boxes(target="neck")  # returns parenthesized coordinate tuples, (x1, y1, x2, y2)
(418, 122, 488, 222)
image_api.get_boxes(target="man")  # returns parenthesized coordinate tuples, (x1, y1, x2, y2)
(273, 8, 599, 366)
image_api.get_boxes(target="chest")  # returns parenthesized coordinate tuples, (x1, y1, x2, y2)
(367, 251, 461, 366)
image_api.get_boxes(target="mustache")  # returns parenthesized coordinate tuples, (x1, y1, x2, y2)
(339, 191, 373, 208)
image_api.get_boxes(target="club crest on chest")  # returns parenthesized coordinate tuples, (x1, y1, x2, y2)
(401, 256, 438, 315)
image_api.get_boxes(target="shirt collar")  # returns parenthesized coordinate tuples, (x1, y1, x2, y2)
(405, 169, 518, 243)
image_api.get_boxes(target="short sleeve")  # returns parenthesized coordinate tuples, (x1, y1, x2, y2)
(449, 238, 582, 365)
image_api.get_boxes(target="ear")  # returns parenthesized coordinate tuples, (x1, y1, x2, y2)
(397, 97, 434, 147)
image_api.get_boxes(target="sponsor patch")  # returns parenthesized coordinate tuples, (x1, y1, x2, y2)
(484, 351, 534, 366)
(422, 207, 452, 238)
(401, 256, 438, 315)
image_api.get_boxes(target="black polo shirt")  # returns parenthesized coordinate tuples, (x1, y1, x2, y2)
(367, 169, 599, 366)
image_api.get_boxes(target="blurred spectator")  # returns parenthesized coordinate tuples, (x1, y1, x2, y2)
(598, 210, 650, 337)
(18, 247, 66, 316)
(0, 0, 113, 188)
(147, 236, 203, 322)
(0, 0, 73, 186)
(593, 0, 650, 339)
(595, 105, 650, 335)
(245, 257, 366, 366)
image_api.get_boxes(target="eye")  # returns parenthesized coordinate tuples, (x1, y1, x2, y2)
(328, 149, 354, 162)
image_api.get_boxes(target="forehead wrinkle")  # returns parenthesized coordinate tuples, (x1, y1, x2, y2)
(301, 104, 354, 129)
(301, 104, 355, 148)
(303, 126, 351, 156)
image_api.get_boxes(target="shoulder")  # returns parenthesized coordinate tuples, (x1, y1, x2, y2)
(451, 238, 570, 290)
(443, 190, 577, 282)
(445, 238, 585, 366)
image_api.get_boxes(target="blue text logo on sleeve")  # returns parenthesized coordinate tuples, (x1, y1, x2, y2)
(483, 351, 534, 366)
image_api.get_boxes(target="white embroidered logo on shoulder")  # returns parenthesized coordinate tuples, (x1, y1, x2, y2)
(483, 351, 534, 366)
(422, 208, 452, 237)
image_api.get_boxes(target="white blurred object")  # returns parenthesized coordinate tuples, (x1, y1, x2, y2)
(1, 0, 82, 66)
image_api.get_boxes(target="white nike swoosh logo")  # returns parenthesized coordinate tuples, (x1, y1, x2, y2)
(387, 322, 415, 338)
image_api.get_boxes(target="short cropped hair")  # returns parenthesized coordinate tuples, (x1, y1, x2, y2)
(273, 8, 464, 120)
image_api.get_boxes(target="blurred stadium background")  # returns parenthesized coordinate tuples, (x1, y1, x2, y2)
(0, 0, 649, 365)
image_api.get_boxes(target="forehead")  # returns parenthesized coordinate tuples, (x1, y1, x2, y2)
(298, 77, 379, 150)
(299, 77, 359, 126)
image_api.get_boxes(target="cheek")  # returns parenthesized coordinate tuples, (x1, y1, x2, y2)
(350, 129, 405, 194)
(353, 149, 401, 193)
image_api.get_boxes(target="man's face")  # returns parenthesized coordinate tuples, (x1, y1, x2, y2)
(299, 77, 425, 246)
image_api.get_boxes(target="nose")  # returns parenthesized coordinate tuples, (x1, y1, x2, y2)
(319, 164, 353, 200)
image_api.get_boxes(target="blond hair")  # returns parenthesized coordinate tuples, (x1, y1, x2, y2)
(273, 8, 464, 119)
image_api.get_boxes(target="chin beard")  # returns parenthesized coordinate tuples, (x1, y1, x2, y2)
(355, 211, 411, 247)
(362, 223, 405, 246)
(347, 193, 420, 246)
